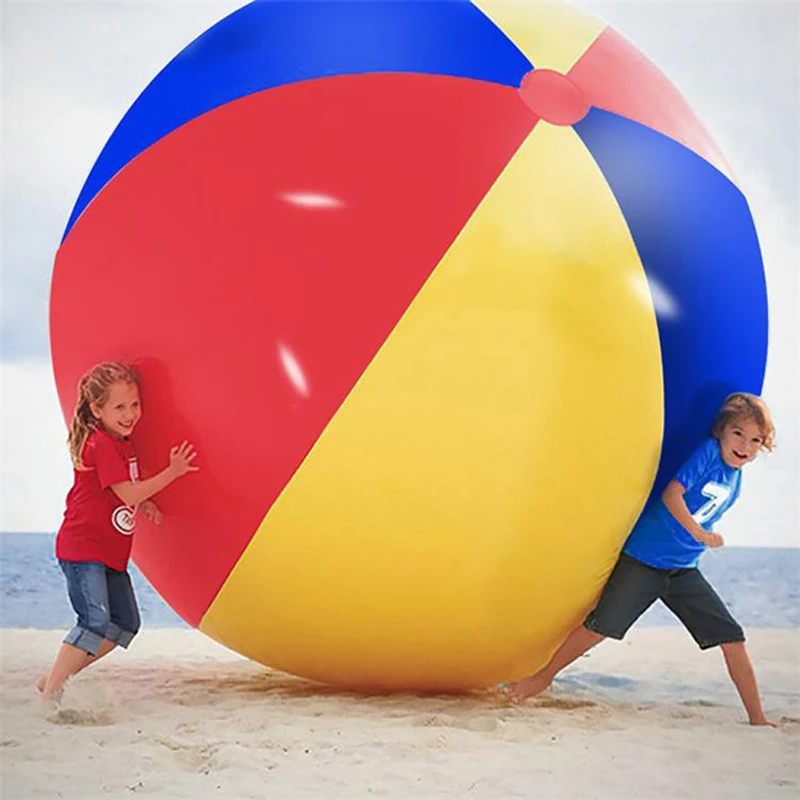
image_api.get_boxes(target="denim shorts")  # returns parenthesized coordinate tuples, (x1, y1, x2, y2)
(584, 553, 744, 650)
(59, 560, 141, 656)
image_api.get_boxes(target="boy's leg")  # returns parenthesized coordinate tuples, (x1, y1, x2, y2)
(663, 569, 775, 726)
(721, 642, 776, 727)
(508, 626, 605, 703)
(508, 554, 664, 702)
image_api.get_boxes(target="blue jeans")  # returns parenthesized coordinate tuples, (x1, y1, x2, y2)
(59, 560, 141, 656)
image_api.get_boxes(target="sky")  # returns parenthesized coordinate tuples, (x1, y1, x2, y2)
(1, 0, 798, 545)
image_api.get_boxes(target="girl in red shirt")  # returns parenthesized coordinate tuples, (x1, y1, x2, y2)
(39, 362, 198, 705)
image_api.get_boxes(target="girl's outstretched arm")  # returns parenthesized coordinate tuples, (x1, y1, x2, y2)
(111, 441, 198, 506)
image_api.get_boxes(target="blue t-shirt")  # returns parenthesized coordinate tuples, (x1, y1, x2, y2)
(623, 438, 742, 569)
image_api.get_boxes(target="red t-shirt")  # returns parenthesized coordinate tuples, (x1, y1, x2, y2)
(56, 427, 140, 571)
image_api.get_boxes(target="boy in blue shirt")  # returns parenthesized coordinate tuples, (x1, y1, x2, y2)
(508, 393, 777, 726)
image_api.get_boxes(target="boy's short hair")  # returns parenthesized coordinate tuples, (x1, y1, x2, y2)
(711, 392, 775, 451)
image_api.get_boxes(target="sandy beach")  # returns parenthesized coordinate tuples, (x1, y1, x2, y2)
(1, 627, 798, 799)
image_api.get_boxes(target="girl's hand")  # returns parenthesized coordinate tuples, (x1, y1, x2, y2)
(169, 440, 199, 477)
(140, 500, 163, 525)
(702, 531, 725, 548)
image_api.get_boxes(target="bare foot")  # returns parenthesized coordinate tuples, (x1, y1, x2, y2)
(506, 672, 552, 704)
(749, 717, 778, 728)
(39, 688, 64, 713)
(35, 673, 48, 694)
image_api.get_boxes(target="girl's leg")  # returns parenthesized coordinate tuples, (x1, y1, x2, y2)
(37, 639, 117, 692)
(508, 626, 605, 702)
(720, 641, 776, 727)
(44, 561, 112, 699)
(41, 567, 140, 697)
(41, 643, 92, 698)
(104, 568, 141, 648)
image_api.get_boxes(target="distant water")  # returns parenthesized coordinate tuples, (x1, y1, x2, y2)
(1, 533, 798, 629)
(1, 533, 185, 628)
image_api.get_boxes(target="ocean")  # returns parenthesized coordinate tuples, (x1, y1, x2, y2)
(1, 533, 798, 630)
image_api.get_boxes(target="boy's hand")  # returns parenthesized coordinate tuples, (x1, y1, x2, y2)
(140, 500, 162, 525)
(169, 440, 199, 477)
(702, 531, 725, 548)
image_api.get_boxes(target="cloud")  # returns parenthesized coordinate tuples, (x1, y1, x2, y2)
(0, 360, 73, 533)
(1, 1, 245, 361)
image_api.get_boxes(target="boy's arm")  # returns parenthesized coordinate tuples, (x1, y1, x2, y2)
(662, 480, 724, 547)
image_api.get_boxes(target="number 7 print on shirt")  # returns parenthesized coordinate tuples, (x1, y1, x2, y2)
(692, 482, 731, 525)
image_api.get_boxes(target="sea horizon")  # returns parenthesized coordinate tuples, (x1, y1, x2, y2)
(2, 530, 798, 548)
(1, 532, 798, 631)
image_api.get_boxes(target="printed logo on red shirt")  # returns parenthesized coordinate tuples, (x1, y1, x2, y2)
(112, 505, 136, 535)
(111, 454, 140, 535)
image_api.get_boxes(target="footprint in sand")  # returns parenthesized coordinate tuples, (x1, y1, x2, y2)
(679, 699, 719, 708)
(414, 713, 498, 732)
(533, 697, 598, 711)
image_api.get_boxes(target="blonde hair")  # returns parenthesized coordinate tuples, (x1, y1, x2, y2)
(67, 362, 139, 468)
(711, 392, 775, 452)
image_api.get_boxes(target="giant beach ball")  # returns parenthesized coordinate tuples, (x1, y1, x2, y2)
(50, 0, 768, 690)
